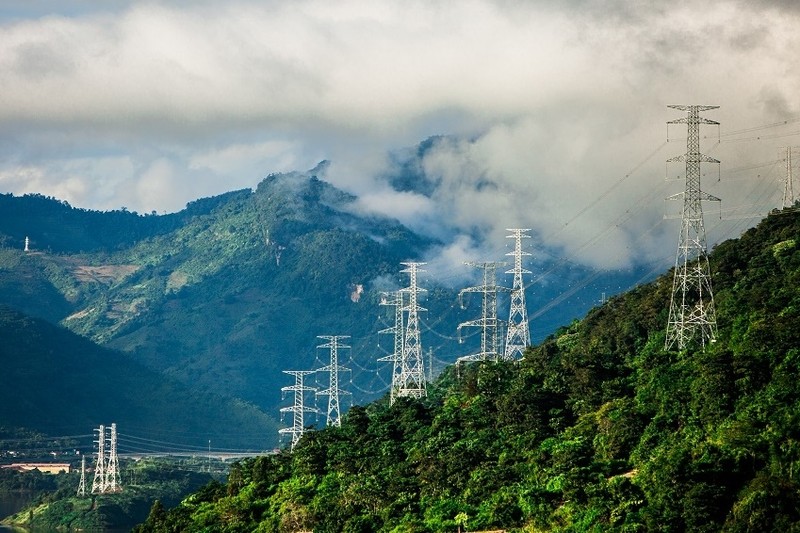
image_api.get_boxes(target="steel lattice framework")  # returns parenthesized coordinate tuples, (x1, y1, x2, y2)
(783, 146, 797, 208)
(105, 423, 121, 493)
(315, 335, 351, 427)
(90, 423, 122, 494)
(504, 228, 532, 360)
(76, 455, 86, 497)
(664, 105, 720, 350)
(457, 261, 509, 363)
(91, 424, 106, 494)
(279, 370, 317, 450)
(377, 291, 405, 405)
(397, 262, 427, 399)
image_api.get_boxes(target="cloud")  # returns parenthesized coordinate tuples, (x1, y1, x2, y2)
(189, 140, 301, 177)
(0, 156, 134, 210)
(0, 0, 797, 272)
(421, 235, 489, 287)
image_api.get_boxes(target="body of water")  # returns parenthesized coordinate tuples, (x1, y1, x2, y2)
(0, 492, 34, 521)
(0, 492, 35, 532)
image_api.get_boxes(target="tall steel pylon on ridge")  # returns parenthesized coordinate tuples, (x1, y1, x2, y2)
(397, 262, 427, 399)
(91, 424, 106, 494)
(504, 228, 532, 360)
(457, 261, 509, 362)
(783, 146, 797, 208)
(315, 335, 351, 427)
(664, 105, 721, 351)
(104, 423, 121, 493)
(377, 291, 405, 405)
(279, 370, 318, 450)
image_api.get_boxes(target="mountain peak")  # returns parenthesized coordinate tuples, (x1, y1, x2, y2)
(255, 161, 354, 213)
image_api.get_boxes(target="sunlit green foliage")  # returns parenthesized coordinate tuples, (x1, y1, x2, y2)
(138, 209, 800, 532)
(2, 459, 214, 531)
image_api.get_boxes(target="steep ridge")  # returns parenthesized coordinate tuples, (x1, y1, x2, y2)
(138, 208, 800, 532)
(71, 169, 440, 411)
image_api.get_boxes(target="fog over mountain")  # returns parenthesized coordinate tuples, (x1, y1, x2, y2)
(1, 0, 798, 277)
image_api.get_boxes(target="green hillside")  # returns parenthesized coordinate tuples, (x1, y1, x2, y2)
(1, 459, 216, 531)
(137, 209, 800, 532)
(0, 165, 640, 441)
(0, 189, 241, 253)
(0, 306, 278, 449)
(0, 168, 443, 421)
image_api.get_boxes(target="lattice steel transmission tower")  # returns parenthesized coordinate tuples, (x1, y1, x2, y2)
(457, 261, 509, 362)
(377, 291, 405, 405)
(104, 423, 121, 493)
(664, 105, 721, 350)
(91, 424, 106, 494)
(76, 455, 86, 497)
(397, 262, 427, 399)
(279, 370, 317, 450)
(91, 423, 122, 494)
(504, 228, 532, 360)
(315, 335, 351, 427)
(783, 146, 797, 208)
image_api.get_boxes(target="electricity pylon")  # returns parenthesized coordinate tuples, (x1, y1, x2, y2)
(91, 425, 106, 494)
(377, 291, 404, 405)
(104, 423, 121, 493)
(397, 262, 427, 399)
(664, 105, 720, 350)
(315, 335, 351, 427)
(504, 228, 532, 360)
(457, 261, 509, 362)
(76, 455, 86, 497)
(91, 423, 122, 495)
(783, 146, 797, 208)
(279, 370, 317, 450)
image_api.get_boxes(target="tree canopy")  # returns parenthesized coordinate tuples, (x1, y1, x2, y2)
(137, 210, 800, 531)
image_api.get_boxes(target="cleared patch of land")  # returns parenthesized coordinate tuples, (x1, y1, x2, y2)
(72, 264, 139, 284)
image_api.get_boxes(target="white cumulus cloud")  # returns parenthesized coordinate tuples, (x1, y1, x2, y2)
(0, 0, 797, 270)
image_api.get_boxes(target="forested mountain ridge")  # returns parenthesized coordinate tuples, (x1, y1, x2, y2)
(137, 209, 800, 532)
(0, 188, 242, 253)
(0, 166, 441, 438)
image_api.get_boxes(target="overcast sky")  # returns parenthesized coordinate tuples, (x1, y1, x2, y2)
(1, 0, 798, 275)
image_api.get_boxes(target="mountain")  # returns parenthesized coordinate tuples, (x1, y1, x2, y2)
(0, 306, 277, 449)
(0, 162, 651, 446)
(136, 208, 800, 532)
(0, 189, 241, 253)
(0, 166, 453, 444)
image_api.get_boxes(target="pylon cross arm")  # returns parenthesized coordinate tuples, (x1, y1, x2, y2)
(697, 154, 720, 164)
(667, 104, 719, 112)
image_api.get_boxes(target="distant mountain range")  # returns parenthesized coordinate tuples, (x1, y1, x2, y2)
(0, 162, 651, 447)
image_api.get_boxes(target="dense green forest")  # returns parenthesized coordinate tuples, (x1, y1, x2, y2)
(0, 190, 247, 253)
(137, 209, 800, 532)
